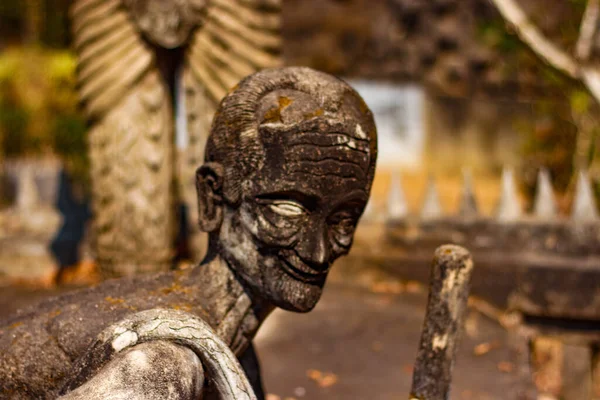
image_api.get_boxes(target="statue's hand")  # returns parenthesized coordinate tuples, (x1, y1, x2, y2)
(59, 341, 204, 400)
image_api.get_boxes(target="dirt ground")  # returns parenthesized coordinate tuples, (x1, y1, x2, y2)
(0, 281, 526, 400)
(255, 284, 524, 400)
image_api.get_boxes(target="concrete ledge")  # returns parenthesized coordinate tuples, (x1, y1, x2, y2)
(351, 220, 600, 320)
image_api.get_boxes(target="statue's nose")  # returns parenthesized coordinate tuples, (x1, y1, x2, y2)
(297, 223, 330, 270)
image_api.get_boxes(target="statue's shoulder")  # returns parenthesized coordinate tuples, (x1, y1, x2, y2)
(61, 308, 255, 400)
(3, 271, 186, 346)
(0, 271, 189, 397)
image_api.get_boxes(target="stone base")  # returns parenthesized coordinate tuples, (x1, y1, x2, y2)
(0, 235, 58, 287)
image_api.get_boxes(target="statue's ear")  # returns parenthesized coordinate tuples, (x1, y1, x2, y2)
(196, 163, 225, 232)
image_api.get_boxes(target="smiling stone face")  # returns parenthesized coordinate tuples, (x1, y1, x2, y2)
(198, 67, 377, 312)
(219, 128, 371, 311)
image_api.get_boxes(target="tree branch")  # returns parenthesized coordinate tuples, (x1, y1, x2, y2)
(488, 0, 580, 78)
(582, 67, 600, 103)
(576, 0, 600, 61)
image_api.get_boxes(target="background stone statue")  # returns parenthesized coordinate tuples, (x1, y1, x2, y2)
(70, 0, 282, 277)
(0, 67, 378, 399)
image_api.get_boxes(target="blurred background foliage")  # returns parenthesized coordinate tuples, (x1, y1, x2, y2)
(0, 48, 88, 185)
(1, 0, 599, 202)
(0, 0, 88, 186)
(473, 0, 599, 204)
(0, 0, 71, 48)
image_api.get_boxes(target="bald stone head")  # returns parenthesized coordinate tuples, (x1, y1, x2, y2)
(196, 66, 378, 312)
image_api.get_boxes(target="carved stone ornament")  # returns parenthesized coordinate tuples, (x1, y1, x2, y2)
(122, 0, 207, 48)
(0, 67, 378, 399)
(70, 0, 282, 276)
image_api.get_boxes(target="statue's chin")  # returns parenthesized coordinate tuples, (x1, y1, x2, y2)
(221, 249, 325, 312)
(266, 275, 324, 313)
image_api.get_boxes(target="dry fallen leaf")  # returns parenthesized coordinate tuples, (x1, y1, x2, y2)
(370, 281, 404, 295)
(319, 374, 338, 388)
(497, 361, 514, 373)
(306, 369, 338, 388)
(306, 369, 322, 381)
(473, 341, 500, 356)
(405, 281, 424, 294)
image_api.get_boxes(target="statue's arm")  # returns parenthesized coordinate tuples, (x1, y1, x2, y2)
(59, 341, 204, 400)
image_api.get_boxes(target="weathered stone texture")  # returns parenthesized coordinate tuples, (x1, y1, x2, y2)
(410, 245, 473, 400)
(0, 67, 378, 399)
(0, 268, 231, 398)
(71, 0, 282, 277)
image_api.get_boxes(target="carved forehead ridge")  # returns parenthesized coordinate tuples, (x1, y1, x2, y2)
(205, 67, 378, 201)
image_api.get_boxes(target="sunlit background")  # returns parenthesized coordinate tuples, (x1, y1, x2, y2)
(2, 1, 600, 399)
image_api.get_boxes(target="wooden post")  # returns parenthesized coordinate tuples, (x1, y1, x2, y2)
(410, 245, 474, 400)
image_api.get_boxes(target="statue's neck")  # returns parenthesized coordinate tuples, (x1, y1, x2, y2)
(187, 256, 273, 354)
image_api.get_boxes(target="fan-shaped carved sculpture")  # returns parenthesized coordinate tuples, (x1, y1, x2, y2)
(70, 0, 282, 276)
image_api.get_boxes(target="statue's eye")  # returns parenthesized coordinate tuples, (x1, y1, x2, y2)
(329, 212, 356, 235)
(336, 218, 355, 234)
(268, 200, 306, 217)
(333, 218, 355, 237)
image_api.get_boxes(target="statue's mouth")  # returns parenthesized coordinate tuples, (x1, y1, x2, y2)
(278, 252, 328, 284)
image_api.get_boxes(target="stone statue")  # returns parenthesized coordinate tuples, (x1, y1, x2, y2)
(0, 67, 378, 399)
(70, 0, 282, 277)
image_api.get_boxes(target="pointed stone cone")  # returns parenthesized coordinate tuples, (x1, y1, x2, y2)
(496, 167, 522, 222)
(361, 198, 377, 222)
(387, 171, 408, 220)
(458, 168, 478, 218)
(572, 170, 599, 222)
(533, 168, 557, 219)
(16, 166, 40, 211)
(420, 176, 443, 220)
